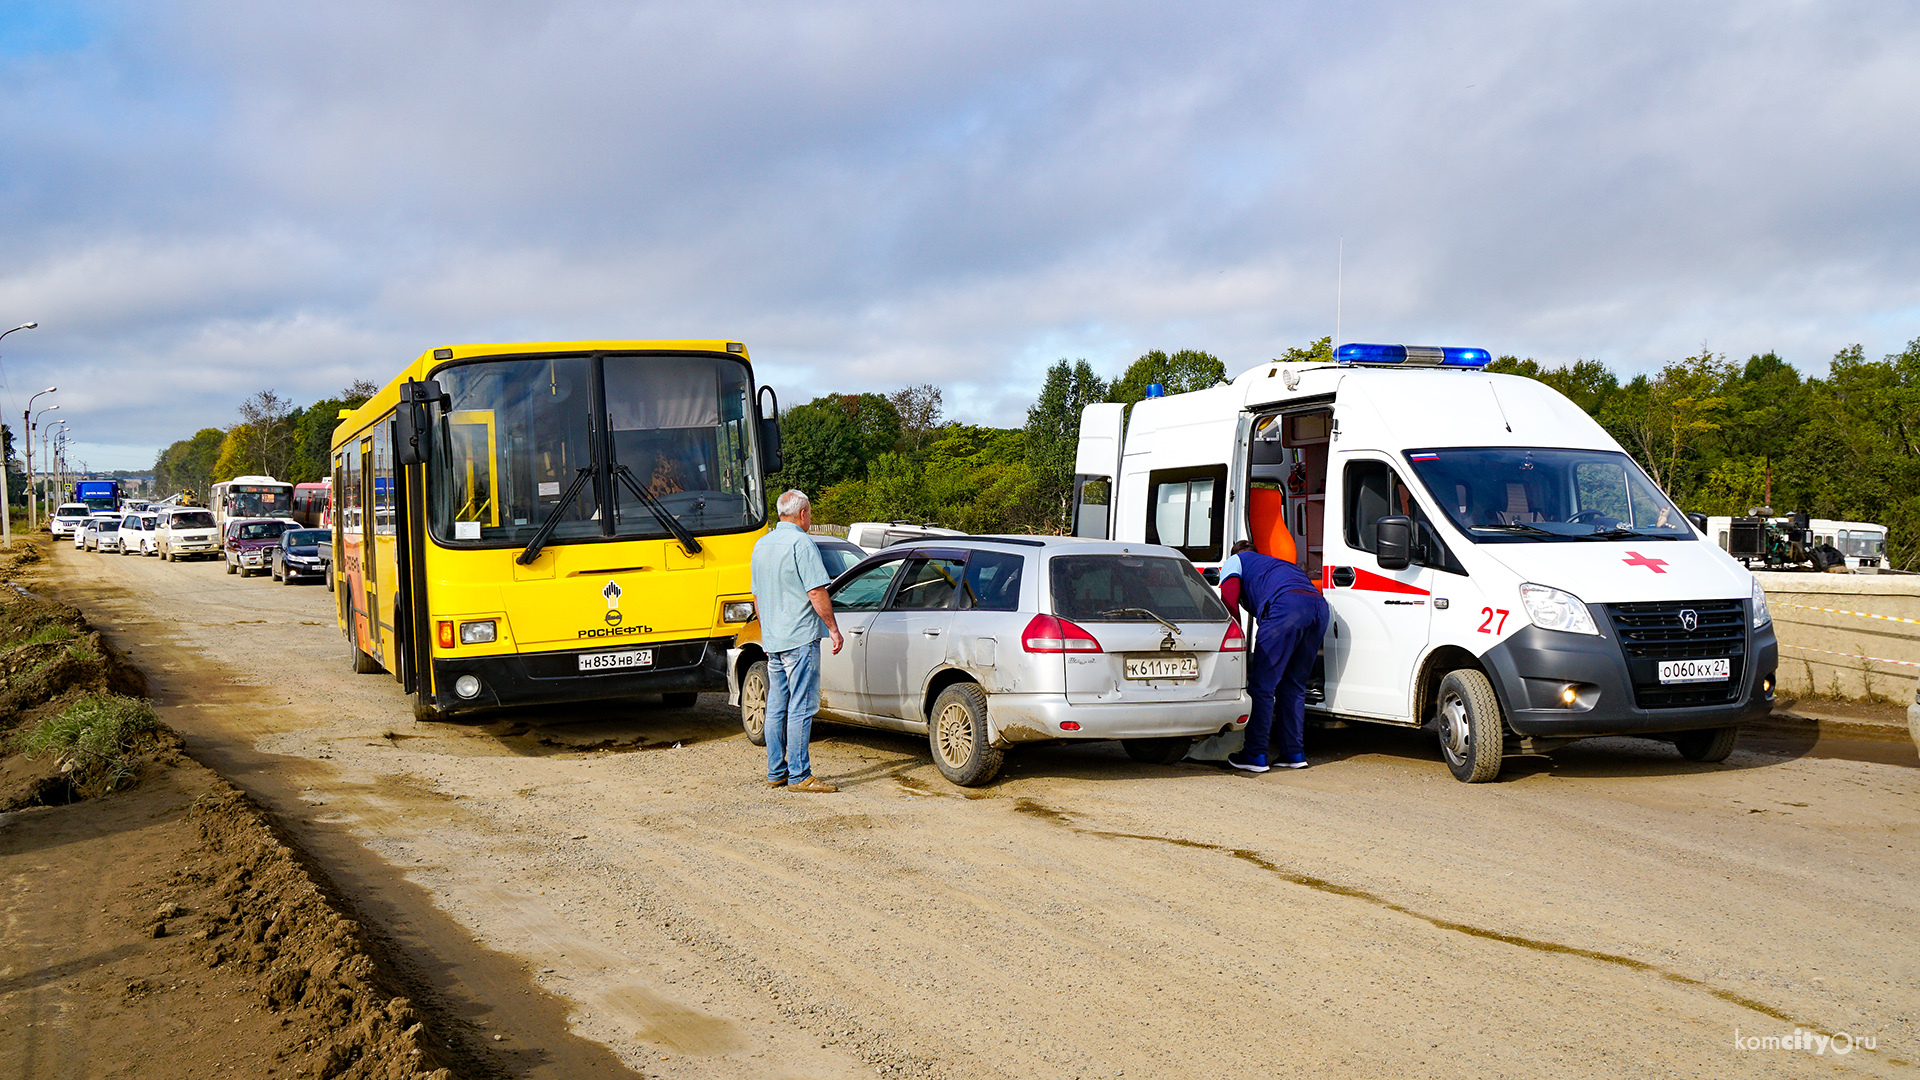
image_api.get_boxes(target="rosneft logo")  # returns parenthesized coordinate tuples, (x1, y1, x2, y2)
(579, 623, 654, 639)
(581, 579, 650, 637)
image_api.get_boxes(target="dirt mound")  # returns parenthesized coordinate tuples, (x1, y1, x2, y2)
(0, 538, 460, 1079)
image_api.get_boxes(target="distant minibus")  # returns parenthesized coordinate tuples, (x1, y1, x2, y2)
(330, 340, 782, 721)
(211, 476, 295, 531)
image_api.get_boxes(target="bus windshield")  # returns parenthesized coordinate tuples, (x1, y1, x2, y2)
(1404, 447, 1694, 543)
(228, 486, 291, 517)
(429, 353, 764, 546)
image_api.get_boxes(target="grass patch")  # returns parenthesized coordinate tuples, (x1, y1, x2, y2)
(14, 624, 75, 647)
(13, 693, 161, 797)
(65, 637, 97, 663)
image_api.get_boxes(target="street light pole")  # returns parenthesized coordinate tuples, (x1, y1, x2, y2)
(27, 399, 58, 531)
(0, 323, 40, 549)
(43, 421, 68, 524)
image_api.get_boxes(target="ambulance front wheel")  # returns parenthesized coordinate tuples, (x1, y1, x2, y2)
(1674, 726, 1738, 763)
(1436, 668, 1505, 783)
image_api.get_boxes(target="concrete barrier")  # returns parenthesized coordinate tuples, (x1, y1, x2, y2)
(1754, 571, 1920, 701)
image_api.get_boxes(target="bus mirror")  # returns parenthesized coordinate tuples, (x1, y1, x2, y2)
(760, 416, 783, 474)
(1375, 516, 1412, 570)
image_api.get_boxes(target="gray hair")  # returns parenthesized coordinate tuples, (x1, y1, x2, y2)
(776, 490, 811, 518)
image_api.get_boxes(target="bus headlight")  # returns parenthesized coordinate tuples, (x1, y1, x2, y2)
(723, 601, 756, 623)
(459, 620, 497, 645)
(1519, 583, 1598, 635)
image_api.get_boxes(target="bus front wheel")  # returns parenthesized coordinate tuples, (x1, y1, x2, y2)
(350, 639, 382, 674)
(740, 661, 768, 746)
(1436, 668, 1505, 783)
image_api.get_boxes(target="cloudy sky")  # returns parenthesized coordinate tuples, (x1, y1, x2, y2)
(2, 1, 1917, 471)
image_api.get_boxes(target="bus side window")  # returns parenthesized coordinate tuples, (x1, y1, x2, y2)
(343, 448, 362, 533)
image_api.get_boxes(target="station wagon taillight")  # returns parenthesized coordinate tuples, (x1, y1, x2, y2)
(1022, 614, 1103, 653)
(1219, 620, 1245, 652)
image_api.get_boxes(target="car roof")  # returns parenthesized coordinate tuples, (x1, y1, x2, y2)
(872, 535, 1188, 558)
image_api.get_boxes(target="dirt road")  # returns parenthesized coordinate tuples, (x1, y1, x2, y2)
(40, 542, 1920, 1078)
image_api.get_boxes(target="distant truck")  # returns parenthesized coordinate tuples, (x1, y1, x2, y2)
(73, 480, 120, 514)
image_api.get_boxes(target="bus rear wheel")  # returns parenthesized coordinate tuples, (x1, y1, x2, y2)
(1436, 668, 1505, 783)
(663, 692, 699, 709)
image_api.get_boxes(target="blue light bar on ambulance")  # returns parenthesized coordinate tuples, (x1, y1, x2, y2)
(1335, 343, 1492, 367)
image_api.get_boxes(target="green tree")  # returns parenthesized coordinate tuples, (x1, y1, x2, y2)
(773, 392, 903, 497)
(1025, 359, 1108, 532)
(1107, 349, 1226, 408)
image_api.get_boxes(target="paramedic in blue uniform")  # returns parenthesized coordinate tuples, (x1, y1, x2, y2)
(1219, 539, 1330, 772)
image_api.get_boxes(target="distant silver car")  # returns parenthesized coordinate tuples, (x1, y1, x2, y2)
(727, 535, 1251, 786)
(1908, 677, 1920, 756)
(84, 517, 124, 553)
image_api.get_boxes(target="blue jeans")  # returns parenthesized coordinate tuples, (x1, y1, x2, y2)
(1245, 590, 1330, 763)
(765, 640, 822, 783)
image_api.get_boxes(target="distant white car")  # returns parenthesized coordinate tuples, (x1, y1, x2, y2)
(50, 503, 92, 538)
(84, 517, 125, 553)
(155, 507, 220, 562)
(1909, 677, 1920, 755)
(845, 520, 967, 553)
(119, 512, 161, 556)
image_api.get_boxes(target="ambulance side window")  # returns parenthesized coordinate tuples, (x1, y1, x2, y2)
(1146, 465, 1228, 562)
(1344, 461, 1455, 571)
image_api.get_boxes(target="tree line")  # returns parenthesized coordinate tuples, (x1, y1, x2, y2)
(137, 335, 1920, 570)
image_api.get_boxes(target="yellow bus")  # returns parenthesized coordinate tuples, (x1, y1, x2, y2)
(330, 340, 783, 721)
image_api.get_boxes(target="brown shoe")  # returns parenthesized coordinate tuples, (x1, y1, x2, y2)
(788, 776, 837, 793)
(764, 778, 787, 788)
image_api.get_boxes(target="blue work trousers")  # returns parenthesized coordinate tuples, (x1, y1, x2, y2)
(1245, 591, 1331, 763)
(765, 640, 822, 783)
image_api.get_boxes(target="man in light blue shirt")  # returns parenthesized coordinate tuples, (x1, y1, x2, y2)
(750, 490, 844, 792)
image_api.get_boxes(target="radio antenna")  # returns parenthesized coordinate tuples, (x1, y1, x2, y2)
(1334, 237, 1344, 356)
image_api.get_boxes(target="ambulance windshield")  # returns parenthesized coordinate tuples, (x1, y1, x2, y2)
(1403, 447, 1694, 543)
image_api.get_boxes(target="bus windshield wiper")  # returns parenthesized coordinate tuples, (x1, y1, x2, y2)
(613, 465, 703, 555)
(517, 467, 596, 565)
(1102, 607, 1181, 635)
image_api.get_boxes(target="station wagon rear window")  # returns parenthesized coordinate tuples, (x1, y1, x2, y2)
(1050, 555, 1230, 623)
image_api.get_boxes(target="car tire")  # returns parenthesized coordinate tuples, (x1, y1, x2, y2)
(928, 682, 1003, 787)
(740, 661, 769, 746)
(1674, 726, 1738, 763)
(325, 563, 334, 592)
(226, 558, 236, 575)
(1122, 736, 1193, 765)
(1436, 667, 1505, 783)
(281, 565, 293, 585)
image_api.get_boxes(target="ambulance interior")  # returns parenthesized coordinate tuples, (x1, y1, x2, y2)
(1245, 406, 1331, 704)
(1245, 408, 1330, 579)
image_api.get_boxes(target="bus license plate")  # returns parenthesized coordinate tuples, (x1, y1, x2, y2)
(1658, 658, 1729, 684)
(1125, 655, 1199, 680)
(579, 649, 653, 673)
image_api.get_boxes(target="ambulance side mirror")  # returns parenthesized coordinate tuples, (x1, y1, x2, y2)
(1375, 516, 1412, 570)
(1687, 512, 1708, 535)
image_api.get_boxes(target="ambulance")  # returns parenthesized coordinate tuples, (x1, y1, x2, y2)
(1072, 344, 1778, 782)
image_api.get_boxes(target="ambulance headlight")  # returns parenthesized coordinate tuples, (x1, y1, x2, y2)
(1519, 583, 1598, 635)
(1751, 578, 1771, 629)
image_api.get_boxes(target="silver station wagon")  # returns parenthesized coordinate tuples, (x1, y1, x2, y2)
(727, 535, 1251, 786)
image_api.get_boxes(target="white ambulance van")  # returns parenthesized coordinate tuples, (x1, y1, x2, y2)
(1073, 344, 1778, 782)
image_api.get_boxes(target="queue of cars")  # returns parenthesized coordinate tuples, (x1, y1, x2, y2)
(67, 504, 327, 586)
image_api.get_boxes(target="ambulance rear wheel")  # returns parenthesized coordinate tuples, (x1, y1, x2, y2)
(1674, 726, 1738, 763)
(1436, 668, 1504, 783)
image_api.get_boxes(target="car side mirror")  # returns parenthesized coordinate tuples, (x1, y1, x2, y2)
(1687, 511, 1708, 535)
(1376, 516, 1413, 570)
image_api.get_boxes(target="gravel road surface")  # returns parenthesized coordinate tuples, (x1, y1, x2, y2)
(45, 542, 1920, 1078)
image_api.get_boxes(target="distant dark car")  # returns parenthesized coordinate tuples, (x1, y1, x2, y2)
(272, 528, 329, 585)
(224, 518, 291, 577)
(816, 538, 867, 579)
